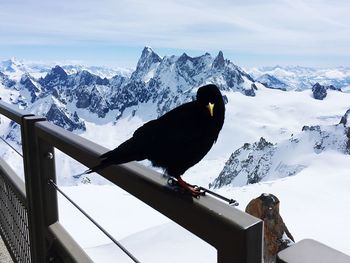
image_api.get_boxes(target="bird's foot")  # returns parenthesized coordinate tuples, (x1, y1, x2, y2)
(168, 177, 204, 198)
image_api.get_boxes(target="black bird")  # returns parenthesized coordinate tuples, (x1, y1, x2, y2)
(82, 84, 225, 195)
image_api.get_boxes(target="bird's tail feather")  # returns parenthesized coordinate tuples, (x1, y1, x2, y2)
(86, 158, 115, 174)
(100, 139, 145, 163)
(74, 139, 144, 179)
(73, 159, 114, 179)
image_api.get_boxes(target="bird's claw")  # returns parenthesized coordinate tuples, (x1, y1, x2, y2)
(187, 184, 205, 198)
(167, 177, 205, 198)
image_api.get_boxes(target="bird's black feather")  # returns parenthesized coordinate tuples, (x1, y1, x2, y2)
(87, 84, 225, 178)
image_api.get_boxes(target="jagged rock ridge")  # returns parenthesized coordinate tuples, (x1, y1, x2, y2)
(211, 110, 350, 188)
(0, 47, 262, 132)
(46, 100, 86, 132)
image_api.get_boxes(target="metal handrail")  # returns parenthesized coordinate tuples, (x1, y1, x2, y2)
(35, 119, 263, 262)
(0, 100, 33, 124)
(0, 157, 30, 262)
(0, 100, 263, 263)
(0, 158, 26, 200)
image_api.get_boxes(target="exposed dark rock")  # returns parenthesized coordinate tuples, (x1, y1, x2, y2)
(340, 108, 350, 126)
(328, 84, 341, 91)
(131, 46, 162, 80)
(20, 74, 40, 102)
(75, 86, 91, 108)
(222, 94, 229, 104)
(40, 65, 68, 90)
(312, 82, 327, 100)
(212, 51, 225, 70)
(176, 53, 211, 80)
(243, 83, 258, 97)
(110, 75, 127, 89)
(71, 70, 109, 86)
(339, 108, 350, 153)
(5, 121, 21, 144)
(46, 102, 86, 131)
(210, 137, 275, 188)
(311, 82, 341, 100)
(89, 87, 110, 118)
(223, 67, 244, 89)
(0, 71, 16, 88)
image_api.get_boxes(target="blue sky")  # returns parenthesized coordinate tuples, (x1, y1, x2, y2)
(1, 0, 350, 68)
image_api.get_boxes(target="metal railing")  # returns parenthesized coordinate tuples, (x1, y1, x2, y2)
(0, 99, 263, 263)
(0, 158, 30, 262)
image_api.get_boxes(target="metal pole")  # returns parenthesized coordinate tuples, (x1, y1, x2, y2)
(21, 116, 58, 263)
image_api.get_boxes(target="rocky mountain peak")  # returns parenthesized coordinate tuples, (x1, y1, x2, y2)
(212, 51, 225, 70)
(138, 47, 161, 68)
(175, 52, 212, 80)
(74, 70, 109, 86)
(132, 47, 162, 80)
(40, 65, 68, 89)
(1, 47, 261, 130)
(46, 100, 86, 132)
(178, 52, 191, 63)
(209, 137, 276, 188)
(49, 65, 68, 79)
(212, 114, 350, 189)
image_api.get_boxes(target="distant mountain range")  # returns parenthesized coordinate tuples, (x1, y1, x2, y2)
(248, 65, 350, 92)
(0, 57, 132, 79)
(0, 47, 349, 188)
(0, 47, 264, 131)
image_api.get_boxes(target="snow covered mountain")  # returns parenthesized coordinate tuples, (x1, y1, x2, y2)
(0, 47, 262, 133)
(1, 47, 349, 188)
(1, 47, 349, 184)
(0, 57, 131, 80)
(255, 74, 289, 91)
(211, 110, 350, 188)
(1, 47, 350, 260)
(248, 66, 350, 91)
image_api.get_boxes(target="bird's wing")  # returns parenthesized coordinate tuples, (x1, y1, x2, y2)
(136, 102, 205, 147)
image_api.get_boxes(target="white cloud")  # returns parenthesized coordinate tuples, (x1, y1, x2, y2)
(1, 0, 350, 65)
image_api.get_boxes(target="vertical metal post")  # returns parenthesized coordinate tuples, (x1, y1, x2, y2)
(217, 221, 263, 263)
(21, 116, 58, 263)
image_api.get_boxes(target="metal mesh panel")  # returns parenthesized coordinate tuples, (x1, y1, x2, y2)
(0, 172, 31, 263)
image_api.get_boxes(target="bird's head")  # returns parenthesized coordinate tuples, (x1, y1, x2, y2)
(196, 84, 225, 120)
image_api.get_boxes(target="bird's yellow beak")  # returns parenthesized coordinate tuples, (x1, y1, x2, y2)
(207, 102, 214, 117)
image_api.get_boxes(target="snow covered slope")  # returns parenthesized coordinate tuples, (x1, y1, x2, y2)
(1, 48, 350, 261)
(55, 80, 350, 261)
(211, 122, 349, 188)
